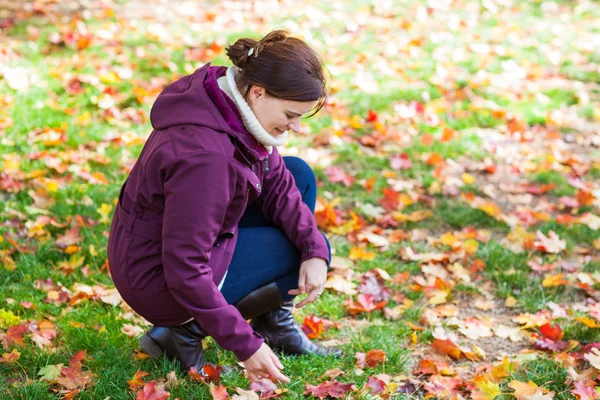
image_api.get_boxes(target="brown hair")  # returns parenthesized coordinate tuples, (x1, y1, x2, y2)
(225, 30, 328, 117)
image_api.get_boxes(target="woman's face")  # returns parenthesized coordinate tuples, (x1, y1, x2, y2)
(246, 86, 318, 137)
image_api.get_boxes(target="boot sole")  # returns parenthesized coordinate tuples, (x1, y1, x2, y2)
(139, 333, 165, 359)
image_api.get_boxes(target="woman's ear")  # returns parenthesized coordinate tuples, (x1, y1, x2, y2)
(248, 85, 266, 105)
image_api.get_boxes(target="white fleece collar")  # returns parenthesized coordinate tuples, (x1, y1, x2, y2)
(217, 66, 288, 153)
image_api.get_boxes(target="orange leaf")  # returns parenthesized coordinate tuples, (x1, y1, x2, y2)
(0, 348, 20, 363)
(431, 339, 462, 359)
(302, 315, 324, 339)
(539, 324, 563, 342)
(128, 369, 150, 390)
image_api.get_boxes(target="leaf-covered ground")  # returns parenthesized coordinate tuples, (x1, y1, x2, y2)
(1, 0, 600, 398)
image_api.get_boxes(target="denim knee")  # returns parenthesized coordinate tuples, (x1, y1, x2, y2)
(283, 156, 317, 212)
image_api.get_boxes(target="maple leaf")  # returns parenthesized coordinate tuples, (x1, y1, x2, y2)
(584, 348, 600, 370)
(122, 323, 144, 337)
(249, 378, 278, 393)
(423, 375, 462, 398)
(136, 380, 170, 400)
(344, 294, 387, 315)
(209, 384, 228, 400)
(571, 381, 599, 400)
(304, 380, 356, 399)
(55, 227, 82, 249)
(390, 153, 412, 170)
(431, 338, 462, 359)
(539, 324, 564, 342)
(534, 230, 566, 254)
(357, 271, 391, 302)
(3, 323, 29, 347)
(471, 379, 501, 400)
(128, 369, 150, 390)
(348, 246, 376, 261)
(56, 350, 94, 392)
(30, 321, 58, 349)
(355, 349, 386, 368)
(0, 348, 20, 363)
(302, 316, 324, 339)
(189, 364, 222, 384)
(232, 388, 260, 399)
(365, 375, 391, 395)
(39, 364, 64, 382)
(324, 166, 355, 187)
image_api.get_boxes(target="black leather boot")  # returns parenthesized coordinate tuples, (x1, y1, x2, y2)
(139, 319, 207, 371)
(250, 300, 342, 357)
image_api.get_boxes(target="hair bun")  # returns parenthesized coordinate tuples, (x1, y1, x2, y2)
(225, 38, 258, 69)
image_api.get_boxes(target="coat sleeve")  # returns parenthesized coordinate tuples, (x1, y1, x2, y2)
(258, 150, 329, 265)
(162, 151, 263, 361)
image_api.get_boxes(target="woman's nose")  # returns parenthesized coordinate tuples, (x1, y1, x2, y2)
(288, 118, 301, 133)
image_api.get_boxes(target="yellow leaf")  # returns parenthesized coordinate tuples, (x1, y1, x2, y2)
(505, 296, 517, 307)
(46, 180, 59, 192)
(428, 289, 450, 305)
(462, 173, 476, 185)
(349, 115, 363, 129)
(89, 245, 97, 257)
(462, 239, 479, 255)
(349, 246, 376, 261)
(64, 245, 80, 255)
(392, 210, 432, 222)
(472, 379, 500, 400)
(98, 203, 113, 224)
(576, 317, 600, 328)
(69, 321, 85, 328)
(542, 273, 568, 288)
(440, 232, 457, 246)
(508, 380, 543, 398)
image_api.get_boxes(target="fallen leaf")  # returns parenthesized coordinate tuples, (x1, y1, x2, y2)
(128, 369, 150, 390)
(304, 380, 356, 399)
(136, 380, 170, 400)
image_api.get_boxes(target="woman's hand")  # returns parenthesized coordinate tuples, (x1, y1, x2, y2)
(242, 343, 289, 383)
(288, 258, 328, 308)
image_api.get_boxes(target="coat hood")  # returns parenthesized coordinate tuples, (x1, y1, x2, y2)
(149, 63, 268, 160)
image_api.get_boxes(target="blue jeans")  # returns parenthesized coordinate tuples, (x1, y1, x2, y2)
(220, 157, 330, 304)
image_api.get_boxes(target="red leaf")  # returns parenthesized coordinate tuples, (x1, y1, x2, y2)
(128, 369, 150, 390)
(302, 316, 324, 339)
(188, 364, 222, 384)
(379, 187, 399, 211)
(366, 109, 378, 122)
(4, 324, 29, 346)
(136, 380, 170, 400)
(539, 323, 564, 342)
(390, 153, 412, 170)
(366, 375, 389, 395)
(209, 384, 228, 400)
(325, 166, 355, 187)
(344, 294, 387, 315)
(304, 380, 356, 399)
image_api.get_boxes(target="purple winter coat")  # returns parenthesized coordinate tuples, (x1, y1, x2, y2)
(107, 64, 329, 361)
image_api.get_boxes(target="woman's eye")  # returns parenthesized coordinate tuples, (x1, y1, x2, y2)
(286, 114, 294, 119)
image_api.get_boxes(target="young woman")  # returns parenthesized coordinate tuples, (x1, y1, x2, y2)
(107, 30, 338, 383)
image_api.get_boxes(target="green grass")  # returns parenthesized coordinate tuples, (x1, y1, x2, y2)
(1, 0, 599, 398)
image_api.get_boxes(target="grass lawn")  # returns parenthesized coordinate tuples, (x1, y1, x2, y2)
(1, 0, 599, 398)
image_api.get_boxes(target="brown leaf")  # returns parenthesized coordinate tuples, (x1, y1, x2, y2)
(55, 227, 82, 249)
(0, 348, 20, 363)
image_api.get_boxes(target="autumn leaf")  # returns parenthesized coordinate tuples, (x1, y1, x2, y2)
(128, 369, 150, 390)
(209, 384, 229, 400)
(304, 380, 356, 399)
(431, 338, 462, 359)
(302, 315, 324, 339)
(0, 348, 20, 363)
(534, 230, 566, 254)
(344, 294, 387, 315)
(136, 380, 170, 400)
(355, 349, 386, 368)
(539, 324, 564, 342)
(38, 364, 64, 383)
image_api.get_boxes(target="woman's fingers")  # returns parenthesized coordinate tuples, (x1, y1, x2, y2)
(294, 287, 321, 308)
(269, 350, 284, 370)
